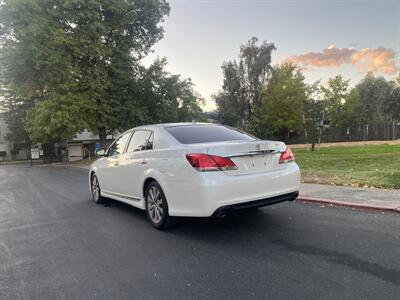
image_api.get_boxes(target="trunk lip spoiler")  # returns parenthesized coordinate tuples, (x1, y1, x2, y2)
(225, 149, 283, 158)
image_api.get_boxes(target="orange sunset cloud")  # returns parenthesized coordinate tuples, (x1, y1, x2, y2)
(288, 45, 399, 74)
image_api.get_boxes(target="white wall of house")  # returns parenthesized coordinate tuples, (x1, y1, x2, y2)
(0, 144, 11, 160)
(68, 143, 83, 161)
(73, 130, 114, 142)
(15, 149, 30, 160)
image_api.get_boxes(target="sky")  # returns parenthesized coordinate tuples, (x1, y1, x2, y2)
(142, 0, 400, 110)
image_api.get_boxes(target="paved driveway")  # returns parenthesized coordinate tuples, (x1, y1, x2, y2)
(1, 165, 399, 299)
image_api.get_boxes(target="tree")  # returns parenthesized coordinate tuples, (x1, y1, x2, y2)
(300, 80, 326, 150)
(355, 73, 393, 124)
(385, 75, 400, 121)
(251, 63, 306, 141)
(214, 37, 276, 128)
(239, 37, 276, 119)
(0, 92, 32, 146)
(321, 75, 350, 127)
(128, 59, 204, 126)
(303, 99, 325, 151)
(0, 0, 170, 146)
(72, 0, 170, 146)
(214, 61, 245, 127)
(338, 88, 362, 128)
(25, 94, 85, 143)
(0, 0, 87, 143)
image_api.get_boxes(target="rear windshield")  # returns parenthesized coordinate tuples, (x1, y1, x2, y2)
(165, 125, 256, 144)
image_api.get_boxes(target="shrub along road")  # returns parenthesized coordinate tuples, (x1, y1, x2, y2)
(1, 164, 399, 299)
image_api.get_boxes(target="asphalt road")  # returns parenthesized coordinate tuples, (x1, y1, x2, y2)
(1, 164, 399, 300)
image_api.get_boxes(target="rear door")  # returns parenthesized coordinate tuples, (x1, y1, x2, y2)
(117, 130, 154, 199)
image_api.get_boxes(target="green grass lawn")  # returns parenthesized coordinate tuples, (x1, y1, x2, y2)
(292, 144, 400, 189)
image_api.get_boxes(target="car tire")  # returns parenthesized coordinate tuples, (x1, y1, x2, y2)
(91, 173, 106, 204)
(145, 181, 176, 229)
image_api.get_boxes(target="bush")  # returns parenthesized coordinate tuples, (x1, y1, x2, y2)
(0, 151, 7, 159)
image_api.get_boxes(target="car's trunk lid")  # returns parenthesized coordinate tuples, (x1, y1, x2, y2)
(186, 140, 287, 176)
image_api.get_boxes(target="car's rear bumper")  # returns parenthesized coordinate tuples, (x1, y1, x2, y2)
(164, 163, 301, 217)
(212, 191, 299, 216)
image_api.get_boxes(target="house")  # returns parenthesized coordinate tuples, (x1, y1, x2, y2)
(67, 130, 114, 161)
(1, 113, 114, 162)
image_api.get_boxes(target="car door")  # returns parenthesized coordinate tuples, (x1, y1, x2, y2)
(117, 130, 154, 199)
(98, 131, 133, 194)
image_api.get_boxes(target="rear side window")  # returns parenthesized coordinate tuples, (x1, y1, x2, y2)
(165, 125, 256, 144)
(126, 130, 153, 152)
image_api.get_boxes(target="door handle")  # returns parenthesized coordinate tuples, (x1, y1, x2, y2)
(140, 160, 147, 164)
(112, 162, 119, 166)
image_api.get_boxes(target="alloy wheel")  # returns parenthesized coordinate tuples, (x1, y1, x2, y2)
(91, 175, 100, 202)
(146, 186, 164, 224)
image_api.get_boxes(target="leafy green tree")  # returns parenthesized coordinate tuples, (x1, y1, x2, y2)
(385, 75, 400, 121)
(214, 61, 245, 127)
(215, 37, 276, 128)
(239, 37, 276, 118)
(0, 0, 75, 143)
(355, 73, 393, 124)
(322, 75, 350, 127)
(251, 63, 306, 141)
(71, 0, 170, 146)
(338, 88, 364, 128)
(25, 94, 85, 143)
(127, 59, 203, 127)
(0, 92, 32, 146)
(0, 0, 170, 146)
(303, 99, 325, 151)
(301, 81, 326, 150)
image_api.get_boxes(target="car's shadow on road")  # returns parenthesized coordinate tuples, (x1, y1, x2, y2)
(101, 197, 287, 236)
(97, 199, 400, 286)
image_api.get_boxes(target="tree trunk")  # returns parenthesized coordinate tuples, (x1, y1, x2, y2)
(98, 129, 107, 149)
(286, 130, 290, 143)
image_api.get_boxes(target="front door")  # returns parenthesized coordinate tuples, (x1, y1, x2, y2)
(98, 131, 132, 194)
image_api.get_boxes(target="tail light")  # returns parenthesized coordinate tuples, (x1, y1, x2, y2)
(186, 153, 237, 172)
(279, 147, 294, 164)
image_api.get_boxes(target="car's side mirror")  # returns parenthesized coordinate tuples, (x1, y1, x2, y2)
(95, 148, 106, 156)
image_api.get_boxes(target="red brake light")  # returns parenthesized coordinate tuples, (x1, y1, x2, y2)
(186, 153, 237, 172)
(279, 147, 294, 164)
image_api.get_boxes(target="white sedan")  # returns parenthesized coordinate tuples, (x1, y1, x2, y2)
(89, 123, 300, 229)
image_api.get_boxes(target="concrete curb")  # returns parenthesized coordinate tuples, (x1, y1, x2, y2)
(297, 196, 400, 214)
(39, 163, 90, 170)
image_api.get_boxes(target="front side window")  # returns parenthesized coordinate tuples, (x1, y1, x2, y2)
(126, 130, 153, 153)
(107, 132, 132, 156)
